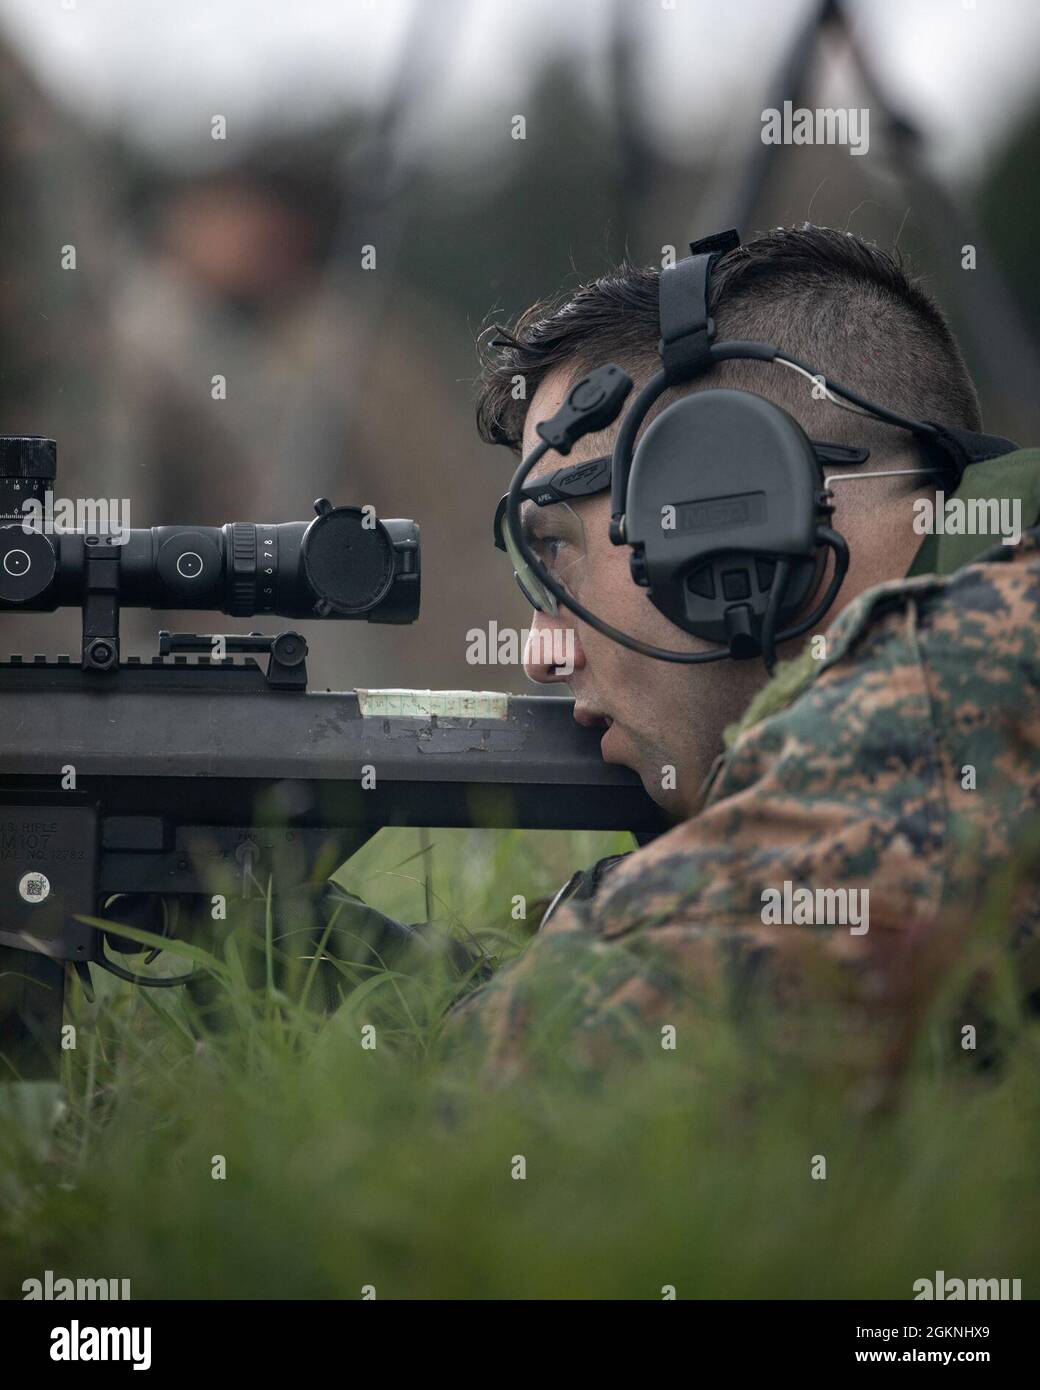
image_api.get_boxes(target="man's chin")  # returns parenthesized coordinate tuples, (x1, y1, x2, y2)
(599, 721, 647, 776)
(598, 721, 624, 764)
(598, 729, 670, 811)
(601, 730, 687, 821)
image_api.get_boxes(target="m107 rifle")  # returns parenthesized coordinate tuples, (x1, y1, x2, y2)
(0, 438, 661, 1078)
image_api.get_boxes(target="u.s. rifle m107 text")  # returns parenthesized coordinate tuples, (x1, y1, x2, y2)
(0, 437, 661, 1078)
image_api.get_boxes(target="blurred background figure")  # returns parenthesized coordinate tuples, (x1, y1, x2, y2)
(0, 0, 1037, 691)
(111, 156, 358, 526)
(102, 136, 486, 687)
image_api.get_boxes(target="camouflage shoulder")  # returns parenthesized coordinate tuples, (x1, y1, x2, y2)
(434, 892, 689, 1080)
(723, 527, 1040, 751)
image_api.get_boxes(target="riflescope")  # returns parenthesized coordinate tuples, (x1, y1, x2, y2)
(0, 437, 420, 644)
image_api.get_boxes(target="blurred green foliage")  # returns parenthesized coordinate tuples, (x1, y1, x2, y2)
(1, 824, 1038, 1301)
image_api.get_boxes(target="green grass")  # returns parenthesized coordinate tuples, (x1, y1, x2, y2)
(1, 825, 1039, 1300)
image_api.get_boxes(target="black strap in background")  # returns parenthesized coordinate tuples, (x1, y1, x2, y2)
(658, 229, 741, 385)
(539, 852, 632, 930)
(919, 421, 1021, 485)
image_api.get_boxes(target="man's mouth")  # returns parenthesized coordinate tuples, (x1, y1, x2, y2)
(573, 706, 618, 756)
(573, 706, 613, 730)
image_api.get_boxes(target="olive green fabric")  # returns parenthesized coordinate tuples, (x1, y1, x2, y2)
(905, 447, 1040, 577)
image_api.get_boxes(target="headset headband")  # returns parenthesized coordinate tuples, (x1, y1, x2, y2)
(657, 228, 1016, 483)
(658, 229, 740, 385)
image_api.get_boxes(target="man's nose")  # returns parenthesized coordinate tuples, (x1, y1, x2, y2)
(523, 609, 585, 684)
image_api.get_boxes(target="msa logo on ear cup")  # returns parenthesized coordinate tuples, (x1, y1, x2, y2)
(624, 390, 831, 654)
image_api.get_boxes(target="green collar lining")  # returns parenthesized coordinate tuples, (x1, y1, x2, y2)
(904, 447, 1040, 578)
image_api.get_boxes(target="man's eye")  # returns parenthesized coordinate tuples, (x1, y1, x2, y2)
(533, 535, 567, 562)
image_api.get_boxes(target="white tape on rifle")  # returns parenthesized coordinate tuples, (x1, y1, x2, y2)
(355, 689, 510, 720)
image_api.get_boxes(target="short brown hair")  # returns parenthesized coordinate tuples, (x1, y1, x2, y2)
(475, 224, 982, 464)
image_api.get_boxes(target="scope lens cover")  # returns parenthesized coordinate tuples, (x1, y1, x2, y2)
(301, 506, 395, 614)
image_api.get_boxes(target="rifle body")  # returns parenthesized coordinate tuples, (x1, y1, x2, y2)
(0, 655, 663, 1076)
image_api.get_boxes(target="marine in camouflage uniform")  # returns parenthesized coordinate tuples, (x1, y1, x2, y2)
(439, 449, 1040, 1080)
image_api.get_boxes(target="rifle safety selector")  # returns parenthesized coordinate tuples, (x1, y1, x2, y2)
(158, 629, 310, 689)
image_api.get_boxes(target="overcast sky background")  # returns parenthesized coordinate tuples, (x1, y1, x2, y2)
(0, 0, 1037, 180)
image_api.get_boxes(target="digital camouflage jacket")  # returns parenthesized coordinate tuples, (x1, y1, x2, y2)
(441, 449, 1040, 1080)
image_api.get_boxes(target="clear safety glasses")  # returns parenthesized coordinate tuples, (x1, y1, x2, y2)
(492, 454, 609, 616)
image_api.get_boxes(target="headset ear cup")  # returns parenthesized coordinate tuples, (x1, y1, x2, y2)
(781, 546, 828, 624)
(713, 551, 820, 661)
(626, 390, 831, 647)
(754, 548, 827, 664)
(649, 546, 824, 652)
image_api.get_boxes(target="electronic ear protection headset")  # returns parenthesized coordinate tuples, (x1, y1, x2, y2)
(499, 228, 1018, 672)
